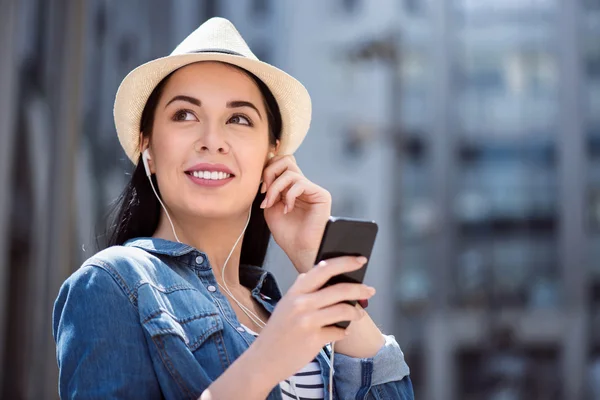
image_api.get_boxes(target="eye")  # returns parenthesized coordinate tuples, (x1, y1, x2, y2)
(228, 114, 253, 127)
(172, 109, 197, 122)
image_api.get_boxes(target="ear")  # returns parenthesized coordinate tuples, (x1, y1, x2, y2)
(139, 133, 154, 174)
(267, 139, 281, 160)
(139, 132, 150, 155)
(260, 140, 280, 185)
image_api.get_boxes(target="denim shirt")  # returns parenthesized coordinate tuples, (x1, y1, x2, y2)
(53, 237, 413, 399)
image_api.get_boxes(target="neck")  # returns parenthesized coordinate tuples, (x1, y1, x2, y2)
(152, 209, 250, 289)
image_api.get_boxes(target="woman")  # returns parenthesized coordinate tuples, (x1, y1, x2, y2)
(52, 17, 413, 400)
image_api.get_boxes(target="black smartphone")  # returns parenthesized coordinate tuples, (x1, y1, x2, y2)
(313, 216, 378, 328)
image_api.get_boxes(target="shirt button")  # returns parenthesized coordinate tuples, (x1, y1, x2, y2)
(207, 285, 217, 292)
(237, 326, 246, 333)
(195, 255, 204, 264)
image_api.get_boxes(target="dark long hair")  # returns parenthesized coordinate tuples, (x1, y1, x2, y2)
(102, 63, 282, 267)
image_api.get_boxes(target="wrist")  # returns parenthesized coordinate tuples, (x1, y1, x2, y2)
(290, 249, 318, 274)
(244, 338, 281, 392)
(204, 341, 276, 399)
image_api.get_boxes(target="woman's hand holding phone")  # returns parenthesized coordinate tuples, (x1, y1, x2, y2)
(249, 255, 376, 389)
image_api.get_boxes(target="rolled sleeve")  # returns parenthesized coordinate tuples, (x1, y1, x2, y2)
(332, 334, 413, 399)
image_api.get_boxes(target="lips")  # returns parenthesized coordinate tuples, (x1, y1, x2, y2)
(184, 163, 235, 181)
(184, 163, 236, 187)
(186, 170, 232, 180)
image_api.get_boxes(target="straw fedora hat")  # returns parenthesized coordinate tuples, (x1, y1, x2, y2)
(113, 17, 312, 164)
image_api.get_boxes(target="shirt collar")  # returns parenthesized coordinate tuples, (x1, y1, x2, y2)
(239, 264, 282, 302)
(124, 237, 198, 257)
(124, 237, 282, 301)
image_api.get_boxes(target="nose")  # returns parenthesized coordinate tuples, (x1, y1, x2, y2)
(194, 121, 229, 155)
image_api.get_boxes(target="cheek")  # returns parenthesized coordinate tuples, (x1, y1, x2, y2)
(242, 158, 266, 187)
(236, 140, 269, 180)
(150, 143, 187, 196)
(150, 129, 192, 178)
(153, 132, 187, 160)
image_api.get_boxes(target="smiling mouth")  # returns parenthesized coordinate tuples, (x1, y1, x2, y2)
(185, 170, 234, 180)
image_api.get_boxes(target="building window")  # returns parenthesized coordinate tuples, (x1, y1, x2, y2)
(252, 42, 271, 64)
(583, 0, 600, 11)
(340, 0, 360, 13)
(204, 0, 218, 18)
(404, 0, 422, 15)
(587, 52, 600, 79)
(251, 0, 269, 17)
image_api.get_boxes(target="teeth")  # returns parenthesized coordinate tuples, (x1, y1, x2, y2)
(189, 171, 231, 180)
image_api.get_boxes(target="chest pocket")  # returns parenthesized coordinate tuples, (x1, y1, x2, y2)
(144, 310, 223, 352)
(139, 284, 229, 399)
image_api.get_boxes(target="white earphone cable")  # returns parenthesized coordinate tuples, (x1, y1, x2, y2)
(147, 177, 181, 243)
(217, 206, 268, 329)
(330, 342, 335, 398)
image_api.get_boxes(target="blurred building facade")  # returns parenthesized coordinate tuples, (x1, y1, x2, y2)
(392, 0, 600, 399)
(0, 0, 599, 399)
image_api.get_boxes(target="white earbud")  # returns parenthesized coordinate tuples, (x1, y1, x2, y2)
(142, 148, 152, 177)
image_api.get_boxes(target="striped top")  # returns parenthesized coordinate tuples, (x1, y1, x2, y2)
(241, 324, 325, 400)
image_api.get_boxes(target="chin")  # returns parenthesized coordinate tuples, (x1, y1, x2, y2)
(184, 199, 253, 220)
(172, 181, 258, 218)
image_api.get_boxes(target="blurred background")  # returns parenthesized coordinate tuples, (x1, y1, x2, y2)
(0, 0, 599, 398)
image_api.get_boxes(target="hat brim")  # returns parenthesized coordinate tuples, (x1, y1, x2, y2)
(114, 52, 312, 163)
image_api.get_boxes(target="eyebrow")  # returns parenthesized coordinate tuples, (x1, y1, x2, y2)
(164, 95, 263, 121)
(165, 95, 201, 108)
(227, 100, 262, 121)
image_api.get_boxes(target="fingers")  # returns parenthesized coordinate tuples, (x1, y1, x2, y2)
(314, 302, 365, 327)
(320, 325, 349, 343)
(305, 282, 376, 309)
(290, 256, 368, 294)
(260, 170, 300, 209)
(283, 180, 326, 213)
(260, 155, 331, 213)
(261, 154, 302, 194)
(283, 181, 306, 213)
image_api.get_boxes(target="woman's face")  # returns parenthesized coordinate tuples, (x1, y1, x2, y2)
(143, 61, 277, 220)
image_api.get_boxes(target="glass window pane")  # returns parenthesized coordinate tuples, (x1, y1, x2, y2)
(452, 3, 560, 310)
